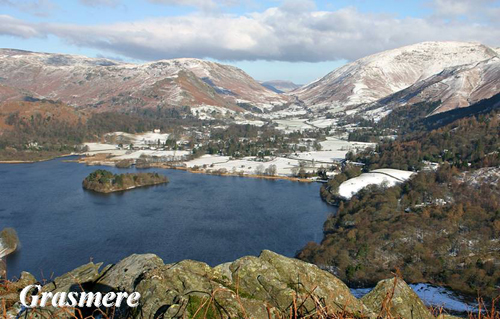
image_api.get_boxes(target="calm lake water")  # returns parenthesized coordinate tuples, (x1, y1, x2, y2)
(0, 156, 334, 278)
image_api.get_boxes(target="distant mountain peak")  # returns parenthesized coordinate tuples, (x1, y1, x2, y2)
(260, 80, 302, 93)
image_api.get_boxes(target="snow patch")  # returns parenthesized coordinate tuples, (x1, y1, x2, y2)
(338, 169, 414, 199)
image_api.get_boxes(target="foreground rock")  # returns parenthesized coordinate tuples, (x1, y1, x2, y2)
(3, 251, 448, 318)
(133, 250, 368, 318)
(361, 277, 434, 319)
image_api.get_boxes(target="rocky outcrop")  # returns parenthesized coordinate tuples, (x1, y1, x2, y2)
(133, 250, 368, 318)
(3, 251, 446, 318)
(361, 277, 434, 319)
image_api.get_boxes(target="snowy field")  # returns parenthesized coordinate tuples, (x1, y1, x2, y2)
(191, 105, 237, 120)
(307, 118, 337, 128)
(83, 135, 376, 178)
(184, 155, 231, 167)
(85, 143, 119, 152)
(113, 150, 190, 160)
(363, 106, 393, 122)
(291, 151, 346, 163)
(289, 137, 376, 164)
(106, 131, 171, 147)
(84, 143, 128, 156)
(185, 155, 312, 176)
(338, 169, 414, 199)
(233, 119, 266, 127)
(320, 137, 375, 152)
(273, 118, 314, 132)
(261, 105, 308, 119)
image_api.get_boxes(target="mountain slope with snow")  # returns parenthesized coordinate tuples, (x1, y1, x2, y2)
(0, 49, 288, 113)
(372, 57, 500, 116)
(294, 42, 499, 113)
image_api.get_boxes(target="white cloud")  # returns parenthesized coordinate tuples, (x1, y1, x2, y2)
(428, 0, 499, 22)
(78, 0, 120, 7)
(0, 0, 57, 17)
(0, 15, 42, 37)
(0, 2, 499, 62)
(147, 0, 241, 10)
(148, 0, 215, 9)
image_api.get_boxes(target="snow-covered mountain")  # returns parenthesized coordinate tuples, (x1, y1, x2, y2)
(0, 49, 288, 113)
(261, 80, 302, 93)
(294, 42, 499, 114)
(371, 57, 500, 116)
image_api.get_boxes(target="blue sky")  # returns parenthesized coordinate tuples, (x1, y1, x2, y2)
(1, 0, 499, 83)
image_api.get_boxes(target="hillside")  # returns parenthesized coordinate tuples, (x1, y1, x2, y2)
(261, 80, 302, 93)
(293, 41, 499, 114)
(301, 108, 500, 299)
(0, 49, 288, 114)
(0, 99, 86, 132)
(368, 57, 500, 117)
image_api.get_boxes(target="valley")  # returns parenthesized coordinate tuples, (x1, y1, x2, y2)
(1, 40, 500, 317)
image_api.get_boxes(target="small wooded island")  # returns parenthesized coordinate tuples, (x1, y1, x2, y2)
(83, 169, 169, 193)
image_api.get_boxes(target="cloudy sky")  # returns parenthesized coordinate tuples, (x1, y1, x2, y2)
(1, 0, 499, 83)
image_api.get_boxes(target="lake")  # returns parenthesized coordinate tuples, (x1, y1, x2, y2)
(0, 156, 481, 314)
(0, 156, 334, 278)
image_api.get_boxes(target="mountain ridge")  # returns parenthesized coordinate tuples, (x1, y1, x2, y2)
(365, 56, 500, 118)
(1, 42, 500, 121)
(0, 49, 288, 113)
(293, 41, 499, 115)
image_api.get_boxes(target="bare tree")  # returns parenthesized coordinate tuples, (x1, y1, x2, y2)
(265, 164, 277, 176)
(254, 164, 265, 175)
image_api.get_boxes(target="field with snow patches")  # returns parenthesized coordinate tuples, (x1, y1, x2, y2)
(106, 132, 171, 147)
(184, 140, 375, 176)
(84, 143, 127, 156)
(113, 150, 191, 160)
(233, 119, 266, 127)
(320, 137, 375, 152)
(271, 117, 336, 132)
(307, 118, 337, 128)
(191, 105, 237, 120)
(290, 137, 375, 163)
(184, 155, 231, 167)
(272, 118, 314, 132)
(84, 135, 376, 177)
(338, 169, 414, 199)
(291, 151, 347, 163)
(185, 155, 314, 176)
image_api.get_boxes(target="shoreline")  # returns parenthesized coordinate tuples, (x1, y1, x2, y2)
(83, 181, 169, 194)
(0, 153, 76, 164)
(172, 166, 314, 183)
(78, 158, 316, 183)
(0, 153, 316, 183)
